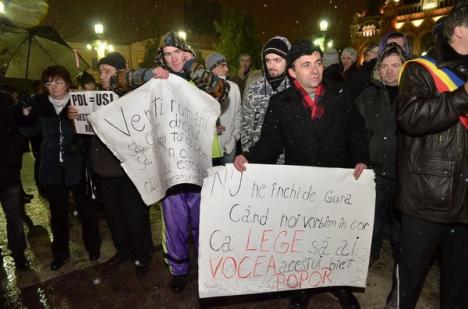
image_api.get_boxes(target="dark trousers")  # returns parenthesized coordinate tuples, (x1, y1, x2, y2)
(394, 213, 468, 309)
(45, 183, 101, 259)
(100, 177, 153, 264)
(0, 184, 26, 256)
(371, 176, 400, 260)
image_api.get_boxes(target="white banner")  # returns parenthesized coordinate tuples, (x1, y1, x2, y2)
(199, 164, 375, 298)
(88, 75, 220, 205)
(70, 91, 119, 135)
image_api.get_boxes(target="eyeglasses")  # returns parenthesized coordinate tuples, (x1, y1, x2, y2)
(44, 80, 65, 87)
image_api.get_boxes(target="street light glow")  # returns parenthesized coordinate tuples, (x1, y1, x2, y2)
(319, 20, 329, 32)
(178, 31, 187, 41)
(86, 44, 92, 50)
(94, 23, 104, 35)
(0, 2, 5, 14)
(327, 40, 334, 48)
(108, 45, 114, 52)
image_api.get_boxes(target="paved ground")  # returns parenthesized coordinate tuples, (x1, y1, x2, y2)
(0, 153, 440, 308)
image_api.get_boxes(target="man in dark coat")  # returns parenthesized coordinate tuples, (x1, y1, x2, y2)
(356, 43, 408, 265)
(69, 53, 154, 277)
(0, 86, 28, 269)
(234, 39, 369, 309)
(385, 2, 468, 308)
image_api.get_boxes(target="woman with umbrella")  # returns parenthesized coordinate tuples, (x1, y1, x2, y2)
(18, 65, 101, 270)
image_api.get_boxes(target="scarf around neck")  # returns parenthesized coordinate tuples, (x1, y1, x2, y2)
(49, 93, 70, 115)
(293, 79, 324, 120)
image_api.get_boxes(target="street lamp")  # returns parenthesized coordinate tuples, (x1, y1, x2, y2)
(88, 23, 114, 60)
(317, 19, 331, 51)
(319, 20, 329, 32)
(94, 23, 104, 36)
(178, 31, 187, 41)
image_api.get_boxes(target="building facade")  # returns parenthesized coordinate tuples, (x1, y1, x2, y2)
(351, 0, 456, 61)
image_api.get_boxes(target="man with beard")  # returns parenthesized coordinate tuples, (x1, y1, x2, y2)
(241, 36, 291, 163)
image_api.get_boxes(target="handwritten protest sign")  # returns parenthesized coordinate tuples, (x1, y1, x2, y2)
(88, 75, 220, 205)
(70, 91, 118, 135)
(199, 164, 375, 298)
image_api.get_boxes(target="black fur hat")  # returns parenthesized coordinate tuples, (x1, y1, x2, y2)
(287, 39, 323, 68)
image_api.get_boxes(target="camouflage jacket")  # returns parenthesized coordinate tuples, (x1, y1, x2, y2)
(240, 75, 290, 155)
(109, 61, 229, 102)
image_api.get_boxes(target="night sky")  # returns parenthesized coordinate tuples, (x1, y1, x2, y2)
(40, 0, 367, 48)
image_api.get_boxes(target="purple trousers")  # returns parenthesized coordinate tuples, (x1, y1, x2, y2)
(161, 184, 200, 276)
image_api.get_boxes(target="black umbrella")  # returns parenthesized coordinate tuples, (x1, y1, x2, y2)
(0, 24, 90, 81)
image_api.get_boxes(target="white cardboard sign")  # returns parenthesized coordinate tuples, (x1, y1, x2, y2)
(88, 75, 220, 205)
(199, 164, 375, 298)
(70, 91, 119, 135)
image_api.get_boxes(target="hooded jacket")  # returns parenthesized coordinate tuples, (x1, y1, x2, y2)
(240, 36, 290, 155)
(356, 44, 408, 179)
(110, 32, 229, 102)
(396, 34, 468, 224)
(349, 32, 412, 101)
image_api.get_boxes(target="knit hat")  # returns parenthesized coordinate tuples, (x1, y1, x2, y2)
(205, 52, 227, 71)
(98, 52, 126, 70)
(322, 47, 339, 68)
(263, 36, 291, 59)
(287, 39, 323, 68)
(77, 71, 96, 87)
(341, 47, 357, 63)
(155, 31, 195, 68)
(261, 36, 291, 91)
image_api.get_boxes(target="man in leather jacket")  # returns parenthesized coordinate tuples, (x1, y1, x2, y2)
(386, 3, 468, 308)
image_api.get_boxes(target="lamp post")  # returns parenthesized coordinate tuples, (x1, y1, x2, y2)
(178, 31, 187, 41)
(86, 23, 114, 60)
(317, 19, 331, 51)
(319, 20, 328, 32)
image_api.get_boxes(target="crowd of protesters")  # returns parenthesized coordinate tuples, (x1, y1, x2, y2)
(1, 2, 468, 309)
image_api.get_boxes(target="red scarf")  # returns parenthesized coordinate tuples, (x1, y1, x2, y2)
(293, 79, 324, 120)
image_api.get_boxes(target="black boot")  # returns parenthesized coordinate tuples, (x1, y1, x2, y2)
(289, 291, 310, 309)
(170, 274, 187, 293)
(50, 255, 69, 271)
(13, 253, 30, 270)
(134, 259, 150, 277)
(332, 288, 360, 309)
(105, 252, 129, 267)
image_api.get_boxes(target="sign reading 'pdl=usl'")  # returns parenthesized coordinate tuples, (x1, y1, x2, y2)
(70, 91, 118, 135)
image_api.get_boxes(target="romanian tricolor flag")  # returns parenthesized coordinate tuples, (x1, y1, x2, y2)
(400, 56, 468, 129)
